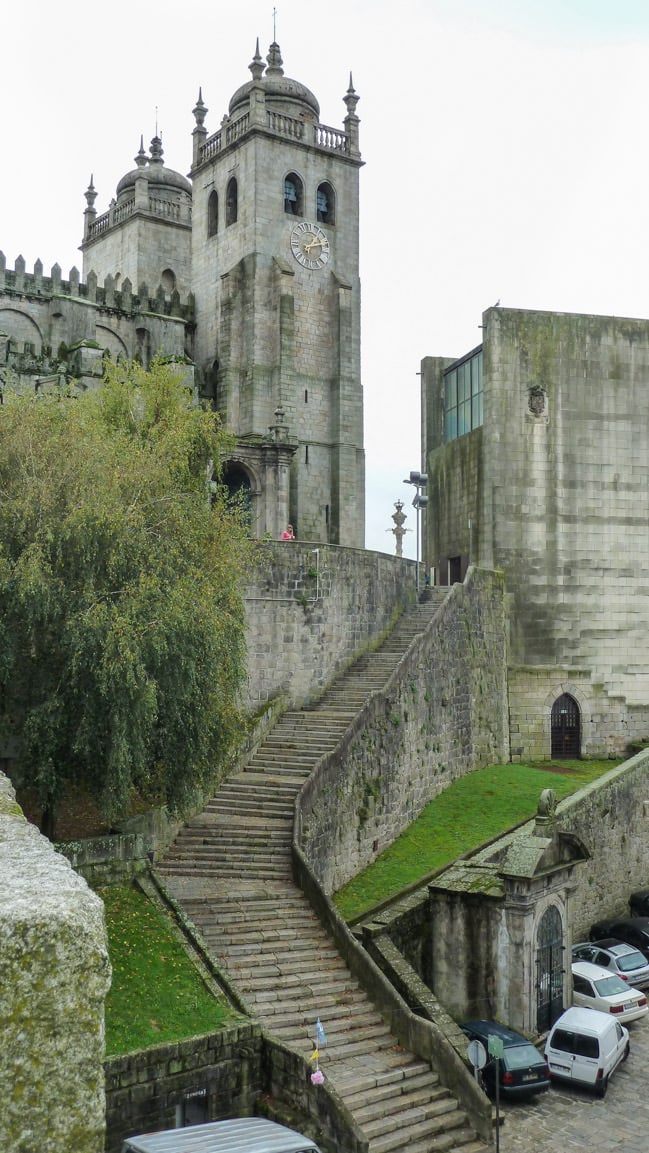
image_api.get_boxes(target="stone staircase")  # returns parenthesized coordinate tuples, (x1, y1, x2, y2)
(157, 594, 489, 1153)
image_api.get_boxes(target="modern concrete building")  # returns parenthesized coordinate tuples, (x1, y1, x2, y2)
(1, 40, 365, 545)
(421, 305, 649, 759)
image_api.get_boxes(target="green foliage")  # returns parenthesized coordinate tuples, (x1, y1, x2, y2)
(100, 884, 240, 1055)
(0, 359, 252, 834)
(334, 759, 621, 921)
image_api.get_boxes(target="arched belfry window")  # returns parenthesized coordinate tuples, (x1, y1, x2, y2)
(226, 178, 238, 226)
(551, 693, 581, 759)
(284, 172, 303, 216)
(316, 181, 335, 225)
(208, 190, 218, 236)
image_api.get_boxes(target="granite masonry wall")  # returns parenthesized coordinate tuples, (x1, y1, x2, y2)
(104, 1026, 366, 1153)
(243, 541, 417, 709)
(423, 307, 649, 758)
(554, 748, 649, 938)
(297, 566, 509, 894)
(0, 774, 110, 1153)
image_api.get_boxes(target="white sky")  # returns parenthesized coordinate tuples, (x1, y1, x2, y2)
(4, 0, 649, 556)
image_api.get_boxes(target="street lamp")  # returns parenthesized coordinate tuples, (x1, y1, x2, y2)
(403, 470, 428, 594)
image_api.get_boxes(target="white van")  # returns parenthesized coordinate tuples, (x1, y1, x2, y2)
(545, 1006, 630, 1097)
(121, 1118, 322, 1153)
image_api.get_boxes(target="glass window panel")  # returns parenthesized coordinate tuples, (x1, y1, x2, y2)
(458, 363, 468, 402)
(472, 394, 480, 428)
(446, 409, 457, 441)
(445, 370, 457, 408)
(472, 352, 482, 394)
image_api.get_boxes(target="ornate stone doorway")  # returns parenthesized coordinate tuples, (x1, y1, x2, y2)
(536, 904, 564, 1032)
(551, 693, 581, 759)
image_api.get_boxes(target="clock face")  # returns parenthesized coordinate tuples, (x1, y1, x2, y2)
(290, 222, 330, 269)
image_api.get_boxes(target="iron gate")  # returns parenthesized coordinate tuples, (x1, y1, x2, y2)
(536, 904, 564, 1033)
(551, 693, 581, 758)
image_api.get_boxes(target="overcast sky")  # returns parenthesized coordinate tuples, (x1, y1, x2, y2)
(4, 1, 649, 555)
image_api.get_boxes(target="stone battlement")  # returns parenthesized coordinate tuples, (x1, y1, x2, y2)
(0, 252, 195, 321)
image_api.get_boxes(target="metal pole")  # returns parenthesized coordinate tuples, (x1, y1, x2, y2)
(417, 500, 421, 594)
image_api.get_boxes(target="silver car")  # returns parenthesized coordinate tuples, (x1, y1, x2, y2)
(572, 938, 649, 989)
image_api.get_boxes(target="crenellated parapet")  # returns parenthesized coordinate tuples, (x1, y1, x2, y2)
(0, 252, 195, 321)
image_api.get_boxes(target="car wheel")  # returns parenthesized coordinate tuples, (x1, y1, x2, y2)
(596, 1075, 609, 1099)
(623, 1042, 631, 1062)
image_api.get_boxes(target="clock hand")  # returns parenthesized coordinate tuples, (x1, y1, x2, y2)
(304, 236, 325, 253)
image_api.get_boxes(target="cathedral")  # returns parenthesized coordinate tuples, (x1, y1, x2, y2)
(0, 41, 365, 546)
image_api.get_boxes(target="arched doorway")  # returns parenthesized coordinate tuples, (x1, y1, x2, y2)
(220, 463, 252, 524)
(536, 905, 564, 1032)
(551, 693, 581, 758)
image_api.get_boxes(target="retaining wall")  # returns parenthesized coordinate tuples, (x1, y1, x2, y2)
(243, 542, 417, 709)
(297, 567, 509, 894)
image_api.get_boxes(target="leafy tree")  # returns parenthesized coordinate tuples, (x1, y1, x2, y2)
(0, 360, 251, 838)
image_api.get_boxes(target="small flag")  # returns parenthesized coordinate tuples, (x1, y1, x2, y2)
(309, 1046, 319, 1063)
(315, 1017, 327, 1047)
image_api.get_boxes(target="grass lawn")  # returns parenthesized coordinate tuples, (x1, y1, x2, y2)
(100, 884, 242, 1056)
(333, 759, 622, 923)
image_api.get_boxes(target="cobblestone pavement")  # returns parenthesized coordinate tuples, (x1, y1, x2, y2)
(494, 1018, 649, 1153)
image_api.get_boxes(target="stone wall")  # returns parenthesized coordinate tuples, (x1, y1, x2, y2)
(297, 566, 509, 894)
(0, 773, 110, 1153)
(104, 1026, 366, 1153)
(104, 1025, 264, 1153)
(423, 307, 649, 757)
(555, 749, 649, 938)
(243, 542, 417, 709)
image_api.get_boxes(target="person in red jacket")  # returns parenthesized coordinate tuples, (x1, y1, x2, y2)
(280, 524, 295, 540)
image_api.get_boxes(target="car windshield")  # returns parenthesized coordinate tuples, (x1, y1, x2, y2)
(616, 951, 647, 972)
(593, 975, 629, 997)
(503, 1043, 543, 1071)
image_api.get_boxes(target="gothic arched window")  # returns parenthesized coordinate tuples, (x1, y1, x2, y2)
(316, 181, 335, 225)
(208, 190, 218, 236)
(226, 178, 238, 226)
(284, 172, 303, 216)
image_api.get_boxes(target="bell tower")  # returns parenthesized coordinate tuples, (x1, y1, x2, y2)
(190, 40, 364, 544)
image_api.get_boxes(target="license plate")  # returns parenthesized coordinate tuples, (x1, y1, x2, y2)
(522, 1074, 539, 1082)
(624, 1002, 635, 1010)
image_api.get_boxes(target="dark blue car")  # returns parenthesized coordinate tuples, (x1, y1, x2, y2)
(461, 1019, 551, 1099)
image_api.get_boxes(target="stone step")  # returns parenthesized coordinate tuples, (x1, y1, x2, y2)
(155, 862, 289, 878)
(255, 992, 368, 1026)
(273, 1016, 389, 1047)
(360, 1091, 459, 1134)
(343, 1071, 441, 1112)
(391, 1130, 486, 1153)
(367, 1107, 469, 1153)
(335, 1060, 434, 1098)
(226, 953, 352, 981)
(240, 971, 361, 998)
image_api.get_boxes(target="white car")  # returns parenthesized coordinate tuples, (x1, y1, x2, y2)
(546, 1006, 629, 1097)
(572, 960, 649, 1023)
(572, 939, 649, 989)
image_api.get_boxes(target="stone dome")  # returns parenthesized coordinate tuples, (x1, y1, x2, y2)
(228, 41, 320, 121)
(116, 136, 192, 201)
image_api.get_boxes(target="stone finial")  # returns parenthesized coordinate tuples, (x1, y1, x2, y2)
(84, 175, 97, 210)
(344, 74, 360, 117)
(134, 136, 147, 168)
(266, 41, 284, 76)
(388, 499, 410, 557)
(192, 88, 207, 128)
(249, 38, 264, 82)
(535, 787, 558, 833)
(149, 135, 164, 166)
